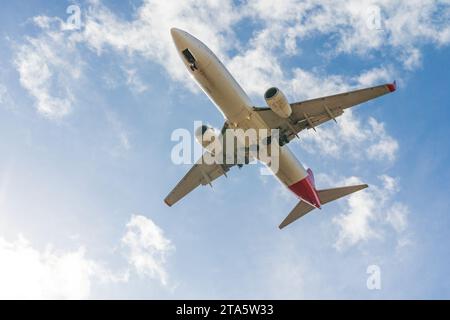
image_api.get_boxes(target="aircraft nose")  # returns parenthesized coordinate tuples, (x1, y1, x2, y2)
(170, 28, 184, 44)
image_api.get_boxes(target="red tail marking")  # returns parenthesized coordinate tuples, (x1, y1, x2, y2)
(288, 175, 321, 209)
(307, 168, 315, 188)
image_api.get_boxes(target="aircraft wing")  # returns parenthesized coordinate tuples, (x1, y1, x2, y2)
(165, 122, 237, 207)
(164, 156, 234, 206)
(254, 82, 396, 142)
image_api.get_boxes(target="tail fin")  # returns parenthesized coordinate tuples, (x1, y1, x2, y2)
(307, 168, 315, 188)
(279, 184, 368, 229)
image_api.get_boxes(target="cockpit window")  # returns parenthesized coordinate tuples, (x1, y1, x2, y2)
(182, 48, 196, 64)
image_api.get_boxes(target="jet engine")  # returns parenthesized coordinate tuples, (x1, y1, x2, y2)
(264, 87, 292, 118)
(195, 124, 221, 153)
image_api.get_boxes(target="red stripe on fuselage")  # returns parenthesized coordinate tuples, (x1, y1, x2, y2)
(288, 175, 321, 208)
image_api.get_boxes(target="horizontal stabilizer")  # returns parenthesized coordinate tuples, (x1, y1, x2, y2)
(279, 201, 316, 229)
(279, 184, 368, 229)
(317, 184, 368, 205)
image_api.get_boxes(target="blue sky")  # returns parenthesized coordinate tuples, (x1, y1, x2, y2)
(0, 0, 449, 299)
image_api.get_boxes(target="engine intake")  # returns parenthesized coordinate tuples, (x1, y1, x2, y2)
(264, 87, 292, 118)
(195, 125, 220, 153)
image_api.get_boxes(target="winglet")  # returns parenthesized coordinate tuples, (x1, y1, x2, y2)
(164, 198, 173, 207)
(387, 80, 397, 92)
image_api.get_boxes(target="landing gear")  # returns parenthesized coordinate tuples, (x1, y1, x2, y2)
(182, 48, 198, 72)
(189, 62, 198, 72)
(264, 134, 289, 147)
(279, 134, 289, 146)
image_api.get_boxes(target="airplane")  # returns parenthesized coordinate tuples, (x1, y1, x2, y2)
(164, 28, 397, 229)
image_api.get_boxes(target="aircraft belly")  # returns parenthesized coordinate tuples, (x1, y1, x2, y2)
(273, 146, 308, 187)
(194, 60, 252, 122)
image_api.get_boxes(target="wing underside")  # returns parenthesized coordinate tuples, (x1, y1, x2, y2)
(164, 157, 233, 207)
(165, 122, 238, 207)
(254, 82, 396, 141)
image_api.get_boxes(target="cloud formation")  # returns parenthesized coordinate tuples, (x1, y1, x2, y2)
(122, 215, 174, 286)
(300, 114, 399, 162)
(13, 0, 450, 117)
(333, 175, 409, 250)
(14, 16, 83, 118)
(0, 215, 173, 299)
(0, 235, 126, 299)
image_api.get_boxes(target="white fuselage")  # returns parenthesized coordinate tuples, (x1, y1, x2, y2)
(171, 28, 308, 190)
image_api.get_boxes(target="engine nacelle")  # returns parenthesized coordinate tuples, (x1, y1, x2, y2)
(264, 87, 292, 118)
(195, 124, 221, 153)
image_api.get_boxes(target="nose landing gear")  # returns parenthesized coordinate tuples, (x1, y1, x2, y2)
(189, 62, 198, 72)
(182, 48, 198, 71)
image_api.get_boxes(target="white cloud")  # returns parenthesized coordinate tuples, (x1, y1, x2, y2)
(333, 175, 409, 250)
(0, 234, 126, 299)
(365, 118, 399, 162)
(106, 112, 131, 156)
(386, 202, 409, 233)
(14, 17, 82, 118)
(82, 0, 240, 83)
(124, 68, 150, 93)
(14, 0, 450, 120)
(333, 176, 380, 250)
(228, 46, 284, 97)
(122, 215, 174, 286)
(356, 67, 393, 87)
(378, 174, 399, 194)
(246, 0, 450, 61)
(299, 113, 398, 162)
(0, 214, 174, 299)
(402, 48, 422, 71)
